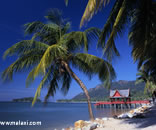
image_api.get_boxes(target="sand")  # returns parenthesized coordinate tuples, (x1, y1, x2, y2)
(95, 118, 137, 130)
(66, 105, 156, 130)
(95, 117, 156, 130)
(96, 105, 156, 130)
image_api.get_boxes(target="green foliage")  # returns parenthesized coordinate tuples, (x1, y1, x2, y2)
(136, 69, 156, 94)
(72, 53, 116, 88)
(67, 0, 156, 70)
(129, 0, 156, 68)
(32, 66, 54, 106)
(2, 49, 45, 81)
(98, 0, 135, 61)
(79, 0, 111, 28)
(13, 97, 41, 102)
(67, 0, 156, 96)
(45, 9, 64, 26)
(98, 0, 123, 60)
(3, 40, 48, 59)
(2, 9, 115, 107)
(64, 0, 68, 6)
(61, 27, 101, 52)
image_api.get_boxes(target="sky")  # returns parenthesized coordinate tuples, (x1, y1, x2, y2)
(0, 0, 137, 101)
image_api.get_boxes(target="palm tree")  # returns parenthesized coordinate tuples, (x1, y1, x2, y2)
(136, 69, 156, 94)
(129, 0, 156, 68)
(66, 0, 156, 64)
(2, 9, 116, 121)
(64, 0, 156, 102)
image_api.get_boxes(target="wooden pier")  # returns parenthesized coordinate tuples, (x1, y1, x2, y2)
(94, 89, 150, 109)
(94, 100, 150, 109)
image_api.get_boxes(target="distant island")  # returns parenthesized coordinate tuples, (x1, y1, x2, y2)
(57, 80, 151, 102)
(12, 97, 41, 102)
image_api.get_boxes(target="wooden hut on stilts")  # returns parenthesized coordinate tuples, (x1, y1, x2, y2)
(110, 89, 131, 109)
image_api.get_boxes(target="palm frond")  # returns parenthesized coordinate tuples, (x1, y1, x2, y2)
(61, 22, 71, 34)
(24, 18, 60, 35)
(32, 66, 54, 106)
(31, 23, 61, 43)
(101, 0, 129, 61)
(44, 68, 60, 102)
(80, 0, 111, 28)
(135, 67, 156, 94)
(25, 21, 61, 45)
(98, 0, 123, 48)
(3, 40, 48, 59)
(144, 81, 150, 94)
(32, 44, 68, 80)
(135, 78, 144, 85)
(64, 0, 68, 6)
(60, 69, 71, 95)
(2, 50, 43, 81)
(62, 27, 100, 52)
(71, 53, 116, 88)
(26, 66, 37, 87)
(45, 8, 66, 27)
(62, 31, 88, 52)
(24, 21, 45, 35)
(129, 0, 156, 68)
(84, 27, 101, 44)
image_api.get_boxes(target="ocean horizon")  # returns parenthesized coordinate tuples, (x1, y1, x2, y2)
(0, 102, 130, 130)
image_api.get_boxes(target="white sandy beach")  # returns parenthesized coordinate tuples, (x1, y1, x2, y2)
(96, 105, 156, 130)
(68, 105, 156, 130)
(95, 118, 156, 130)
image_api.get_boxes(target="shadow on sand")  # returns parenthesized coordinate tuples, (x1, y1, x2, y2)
(123, 105, 156, 129)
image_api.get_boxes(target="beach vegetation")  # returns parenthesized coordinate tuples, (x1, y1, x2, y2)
(66, 0, 156, 93)
(2, 9, 116, 121)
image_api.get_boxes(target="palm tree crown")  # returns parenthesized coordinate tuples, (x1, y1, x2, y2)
(66, 0, 156, 64)
(65, 0, 156, 94)
(2, 9, 116, 120)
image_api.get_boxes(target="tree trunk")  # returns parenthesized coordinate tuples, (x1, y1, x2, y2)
(62, 61, 94, 121)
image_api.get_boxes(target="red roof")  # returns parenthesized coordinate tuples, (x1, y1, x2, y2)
(113, 90, 122, 97)
(110, 89, 130, 98)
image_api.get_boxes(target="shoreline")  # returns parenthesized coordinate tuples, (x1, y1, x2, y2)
(64, 104, 156, 130)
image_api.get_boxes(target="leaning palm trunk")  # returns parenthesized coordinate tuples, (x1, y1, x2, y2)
(62, 61, 94, 121)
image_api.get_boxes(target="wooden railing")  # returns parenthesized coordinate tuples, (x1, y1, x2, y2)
(94, 100, 150, 106)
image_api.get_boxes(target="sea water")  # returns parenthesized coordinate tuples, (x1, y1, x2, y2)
(0, 102, 129, 130)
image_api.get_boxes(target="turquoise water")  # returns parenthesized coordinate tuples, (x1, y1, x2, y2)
(0, 102, 128, 130)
